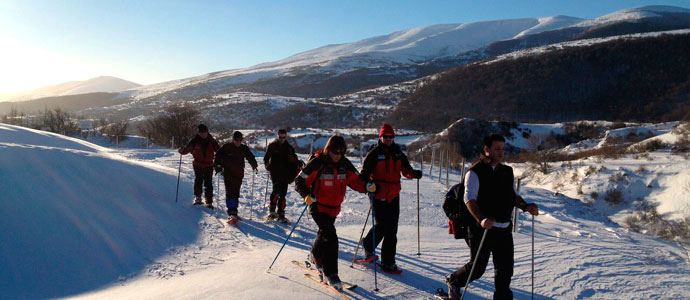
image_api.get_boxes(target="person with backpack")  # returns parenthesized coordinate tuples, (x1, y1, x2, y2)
(214, 131, 258, 224)
(263, 128, 301, 223)
(178, 124, 220, 208)
(295, 135, 376, 290)
(359, 123, 423, 273)
(444, 133, 539, 300)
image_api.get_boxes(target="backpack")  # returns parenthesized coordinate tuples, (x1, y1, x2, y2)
(442, 183, 477, 240)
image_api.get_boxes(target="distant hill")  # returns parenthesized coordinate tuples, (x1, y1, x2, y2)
(390, 31, 690, 132)
(0, 92, 124, 115)
(1, 76, 140, 102)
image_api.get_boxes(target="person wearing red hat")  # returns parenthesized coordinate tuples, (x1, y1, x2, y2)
(359, 123, 423, 273)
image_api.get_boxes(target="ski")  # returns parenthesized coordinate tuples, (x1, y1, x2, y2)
(226, 216, 239, 225)
(304, 273, 352, 300)
(354, 254, 378, 264)
(291, 260, 357, 290)
(433, 287, 451, 300)
(377, 262, 403, 274)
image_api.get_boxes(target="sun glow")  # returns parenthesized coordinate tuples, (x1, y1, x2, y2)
(0, 34, 97, 94)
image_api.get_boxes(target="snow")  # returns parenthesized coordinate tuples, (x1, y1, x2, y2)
(514, 15, 584, 38)
(1, 76, 140, 102)
(2, 123, 690, 299)
(574, 5, 690, 27)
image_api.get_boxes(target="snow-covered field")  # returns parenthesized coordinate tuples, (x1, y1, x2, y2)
(1, 123, 689, 299)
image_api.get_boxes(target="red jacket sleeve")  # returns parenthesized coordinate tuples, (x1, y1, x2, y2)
(346, 168, 367, 193)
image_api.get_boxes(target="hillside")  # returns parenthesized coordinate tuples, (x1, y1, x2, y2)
(391, 30, 690, 132)
(1, 76, 140, 103)
(120, 6, 690, 101)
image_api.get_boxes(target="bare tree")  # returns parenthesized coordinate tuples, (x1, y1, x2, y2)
(101, 120, 129, 142)
(40, 108, 78, 135)
(526, 132, 560, 174)
(137, 104, 201, 148)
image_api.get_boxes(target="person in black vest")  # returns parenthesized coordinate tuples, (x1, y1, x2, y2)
(214, 131, 258, 223)
(263, 128, 300, 222)
(445, 133, 539, 300)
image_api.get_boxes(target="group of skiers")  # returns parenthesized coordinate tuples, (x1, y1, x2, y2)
(179, 123, 539, 299)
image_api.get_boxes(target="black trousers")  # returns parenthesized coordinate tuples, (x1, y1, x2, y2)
(310, 211, 339, 276)
(193, 165, 214, 202)
(362, 196, 400, 266)
(223, 173, 243, 215)
(448, 226, 514, 300)
(269, 178, 288, 216)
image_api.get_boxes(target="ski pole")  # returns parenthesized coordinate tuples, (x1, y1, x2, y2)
(250, 171, 256, 221)
(416, 178, 420, 256)
(267, 203, 308, 271)
(264, 170, 270, 211)
(350, 203, 372, 267)
(175, 153, 182, 203)
(370, 193, 379, 292)
(461, 228, 489, 300)
(532, 214, 535, 300)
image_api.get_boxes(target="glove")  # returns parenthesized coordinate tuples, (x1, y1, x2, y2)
(304, 194, 316, 205)
(365, 181, 377, 193)
(178, 148, 184, 154)
(214, 164, 223, 174)
(412, 169, 423, 179)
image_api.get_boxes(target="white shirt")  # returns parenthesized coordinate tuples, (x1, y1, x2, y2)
(463, 165, 520, 228)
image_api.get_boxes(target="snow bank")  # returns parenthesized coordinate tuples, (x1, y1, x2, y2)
(0, 124, 201, 299)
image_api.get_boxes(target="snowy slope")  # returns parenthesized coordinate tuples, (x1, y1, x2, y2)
(2, 76, 140, 102)
(2, 123, 689, 299)
(123, 17, 582, 101)
(0, 124, 200, 299)
(121, 5, 690, 102)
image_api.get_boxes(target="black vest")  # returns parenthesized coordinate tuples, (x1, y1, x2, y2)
(471, 162, 516, 223)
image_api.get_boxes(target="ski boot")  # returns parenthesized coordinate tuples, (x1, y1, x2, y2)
(446, 274, 461, 300)
(193, 196, 203, 205)
(326, 273, 342, 290)
(307, 252, 325, 281)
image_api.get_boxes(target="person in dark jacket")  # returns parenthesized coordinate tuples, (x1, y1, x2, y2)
(179, 124, 220, 208)
(445, 133, 539, 300)
(295, 135, 376, 290)
(263, 129, 300, 222)
(360, 123, 422, 273)
(214, 131, 258, 223)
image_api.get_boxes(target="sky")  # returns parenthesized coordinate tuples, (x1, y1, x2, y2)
(1, 0, 689, 94)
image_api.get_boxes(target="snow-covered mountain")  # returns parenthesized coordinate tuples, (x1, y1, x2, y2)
(2, 123, 689, 299)
(1, 76, 140, 102)
(121, 5, 690, 101)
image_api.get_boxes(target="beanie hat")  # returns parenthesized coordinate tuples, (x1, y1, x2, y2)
(233, 131, 243, 140)
(198, 124, 208, 132)
(378, 123, 395, 137)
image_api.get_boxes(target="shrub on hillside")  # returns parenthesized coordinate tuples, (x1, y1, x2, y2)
(100, 120, 129, 143)
(39, 108, 78, 135)
(604, 188, 623, 205)
(136, 105, 202, 148)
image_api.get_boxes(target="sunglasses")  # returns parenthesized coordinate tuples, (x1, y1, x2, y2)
(278, 136, 287, 140)
(382, 135, 394, 139)
(331, 150, 345, 155)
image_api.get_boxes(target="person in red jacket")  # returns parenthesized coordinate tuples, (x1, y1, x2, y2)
(295, 135, 376, 290)
(360, 123, 422, 273)
(179, 124, 220, 208)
